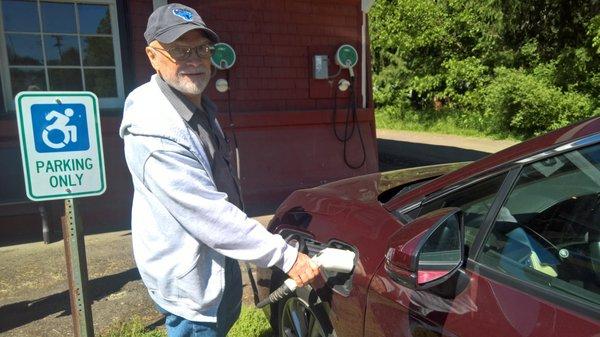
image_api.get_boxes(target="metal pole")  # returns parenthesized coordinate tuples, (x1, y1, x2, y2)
(40, 204, 50, 244)
(62, 198, 94, 337)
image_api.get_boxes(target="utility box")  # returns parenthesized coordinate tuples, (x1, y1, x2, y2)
(314, 55, 329, 79)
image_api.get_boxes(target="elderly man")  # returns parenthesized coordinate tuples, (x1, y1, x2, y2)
(119, 4, 319, 337)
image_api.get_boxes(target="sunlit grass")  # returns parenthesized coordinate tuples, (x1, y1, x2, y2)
(99, 306, 272, 337)
(228, 305, 272, 337)
(100, 316, 165, 337)
(375, 109, 522, 141)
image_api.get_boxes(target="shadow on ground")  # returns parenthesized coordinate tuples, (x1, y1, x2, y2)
(0, 268, 140, 333)
(378, 139, 491, 172)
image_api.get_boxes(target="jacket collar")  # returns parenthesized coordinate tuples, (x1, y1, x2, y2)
(154, 75, 217, 123)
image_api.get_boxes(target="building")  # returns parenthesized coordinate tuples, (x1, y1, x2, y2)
(0, 0, 377, 240)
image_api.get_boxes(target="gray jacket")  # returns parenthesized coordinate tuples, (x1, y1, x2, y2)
(119, 75, 297, 322)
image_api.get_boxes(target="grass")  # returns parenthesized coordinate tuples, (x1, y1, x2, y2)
(100, 316, 166, 337)
(100, 305, 273, 337)
(375, 109, 522, 141)
(228, 305, 273, 337)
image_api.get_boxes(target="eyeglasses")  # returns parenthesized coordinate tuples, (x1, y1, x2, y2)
(151, 44, 215, 61)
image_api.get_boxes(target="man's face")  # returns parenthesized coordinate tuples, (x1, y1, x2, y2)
(146, 30, 213, 97)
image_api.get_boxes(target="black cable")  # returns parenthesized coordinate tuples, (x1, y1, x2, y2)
(226, 69, 239, 149)
(224, 68, 260, 305)
(333, 75, 366, 169)
(256, 281, 295, 308)
(332, 81, 355, 142)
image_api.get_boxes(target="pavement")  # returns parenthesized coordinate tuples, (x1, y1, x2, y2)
(0, 130, 518, 337)
(377, 129, 517, 154)
(377, 129, 517, 172)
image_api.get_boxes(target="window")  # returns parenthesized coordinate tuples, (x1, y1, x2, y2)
(405, 173, 508, 250)
(0, 0, 124, 111)
(479, 143, 600, 308)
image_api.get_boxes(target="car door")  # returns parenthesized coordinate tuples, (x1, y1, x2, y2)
(365, 139, 600, 337)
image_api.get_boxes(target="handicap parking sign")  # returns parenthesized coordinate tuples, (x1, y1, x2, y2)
(31, 103, 90, 153)
(15, 92, 106, 201)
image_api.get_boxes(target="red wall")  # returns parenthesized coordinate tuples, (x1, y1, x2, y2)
(152, 0, 377, 211)
(0, 0, 376, 240)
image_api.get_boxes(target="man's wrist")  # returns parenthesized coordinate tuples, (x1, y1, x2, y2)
(280, 243, 299, 273)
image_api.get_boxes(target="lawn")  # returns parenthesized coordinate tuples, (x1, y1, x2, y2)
(375, 109, 521, 141)
(100, 305, 272, 337)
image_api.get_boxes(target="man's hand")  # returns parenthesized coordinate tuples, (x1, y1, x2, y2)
(287, 252, 320, 288)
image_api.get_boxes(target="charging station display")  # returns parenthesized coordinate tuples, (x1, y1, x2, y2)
(335, 44, 358, 68)
(211, 43, 236, 70)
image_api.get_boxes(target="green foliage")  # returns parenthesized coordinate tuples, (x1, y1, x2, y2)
(461, 67, 595, 136)
(442, 57, 488, 99)
(100, 306, 272, 337)
(589, 15, 600, 54)
(370, 0, 600, 138)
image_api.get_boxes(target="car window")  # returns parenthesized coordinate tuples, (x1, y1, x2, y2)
(478, 143, 600, 308)
(406, 173, 508, 250)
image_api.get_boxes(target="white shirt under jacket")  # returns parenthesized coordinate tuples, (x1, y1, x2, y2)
(119, 75, 298, 322)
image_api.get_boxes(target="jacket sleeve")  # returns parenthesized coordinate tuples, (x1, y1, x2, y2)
(142, 140, 298, 273)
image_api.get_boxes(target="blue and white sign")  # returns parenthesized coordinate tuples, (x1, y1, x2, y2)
(31, 104, 90, 153)
(15, 92, 106, 201)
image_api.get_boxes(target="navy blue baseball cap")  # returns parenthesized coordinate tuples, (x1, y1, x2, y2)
(144, 3, 219, 45)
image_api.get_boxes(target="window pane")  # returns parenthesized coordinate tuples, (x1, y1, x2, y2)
(2, 0, 40, 32)
(6, 33, 43, 65)
(48, 68, 82, 90)
(10, 68, 47, 93)
(44, 35, 80, 65)
(419, 215, 462, 269)
(84, 68, 117, 97)
(78, 4, 111, 34)
(41, 2, 76, 34)
(479, 144, 600, 307)
(416, 173, 508, 249)
(82, 37, 114, 66)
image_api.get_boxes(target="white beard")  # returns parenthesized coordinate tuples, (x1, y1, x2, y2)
(168, 74, 209, 95)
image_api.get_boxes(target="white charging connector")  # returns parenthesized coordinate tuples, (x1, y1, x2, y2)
(256, 247, 356, 308)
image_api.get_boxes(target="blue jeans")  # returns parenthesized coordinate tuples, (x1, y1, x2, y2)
(157, 258, 242, 337)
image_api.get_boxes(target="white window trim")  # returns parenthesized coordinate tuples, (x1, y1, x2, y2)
(0, 0, 125, 112)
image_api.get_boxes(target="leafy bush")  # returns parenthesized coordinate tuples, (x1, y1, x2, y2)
(370, 0, 600, 138)
(460, 67, 595, 137)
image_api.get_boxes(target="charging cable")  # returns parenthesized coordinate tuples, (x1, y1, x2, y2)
(332, 71, 366, 169)
(256, 247, 356, 308)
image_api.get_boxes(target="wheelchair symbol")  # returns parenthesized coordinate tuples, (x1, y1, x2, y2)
(31, 103, 89, 153)
(41, 108, 78, 149)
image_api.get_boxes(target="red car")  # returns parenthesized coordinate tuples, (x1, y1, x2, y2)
(257, 117, 600, 337)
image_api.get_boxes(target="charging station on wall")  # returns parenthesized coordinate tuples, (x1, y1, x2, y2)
(210, 42, 244, 198)
(311, 44, 366, 169)
(211, 42, 236, 92)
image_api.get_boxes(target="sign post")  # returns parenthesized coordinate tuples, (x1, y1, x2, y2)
(15, 91, 106, 337)
(63, 198, 94, 337)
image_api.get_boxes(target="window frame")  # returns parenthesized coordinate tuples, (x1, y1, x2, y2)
(396, 168, 517, 256)
(0, 0, 125, 112)
(397, 132, 600, 319)
(469, 134, 600, 320)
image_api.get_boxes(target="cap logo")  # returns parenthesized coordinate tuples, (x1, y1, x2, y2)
(172, 8, 193, 21)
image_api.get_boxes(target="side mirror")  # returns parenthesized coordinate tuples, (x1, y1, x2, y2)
(385, 207, 464, 290)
